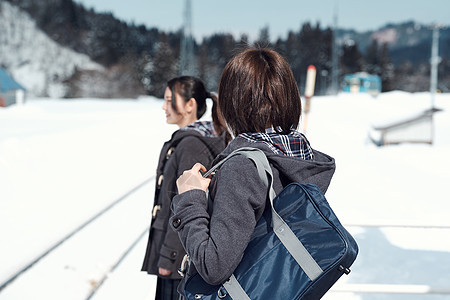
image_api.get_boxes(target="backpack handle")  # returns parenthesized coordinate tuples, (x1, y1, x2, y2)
(203, 147, 276, 201)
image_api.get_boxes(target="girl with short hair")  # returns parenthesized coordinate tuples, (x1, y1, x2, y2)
(171, 48, 336, 295)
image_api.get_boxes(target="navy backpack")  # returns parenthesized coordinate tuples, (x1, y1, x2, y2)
(181, 147, 359, 300)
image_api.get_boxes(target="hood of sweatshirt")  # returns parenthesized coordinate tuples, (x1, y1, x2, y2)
(213, 136, 335, 193)
(165, 129, 226, 160)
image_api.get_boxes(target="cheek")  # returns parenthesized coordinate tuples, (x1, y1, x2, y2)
(166, 102, 175, 114)
(170, 102, 183, 116)
(165, 104, 181, 121)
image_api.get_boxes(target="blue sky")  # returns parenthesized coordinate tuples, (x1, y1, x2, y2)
(74, 0, 449, 41)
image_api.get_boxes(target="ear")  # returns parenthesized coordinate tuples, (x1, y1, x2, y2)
(185, 98, 197, 113)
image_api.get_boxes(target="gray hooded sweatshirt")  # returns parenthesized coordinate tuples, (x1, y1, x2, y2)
(170, 135, 335, 286)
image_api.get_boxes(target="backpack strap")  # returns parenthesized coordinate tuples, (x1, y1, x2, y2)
(210, 147, 323, 299)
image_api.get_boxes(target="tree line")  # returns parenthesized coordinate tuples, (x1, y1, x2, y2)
(5, 0, 450, 98)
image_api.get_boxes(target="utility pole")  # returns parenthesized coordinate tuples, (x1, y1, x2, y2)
(330, 2, 339, 95)
(429, 25, 441, 109)
(180, 0, 195, 76)
(428, 24, 444, 145)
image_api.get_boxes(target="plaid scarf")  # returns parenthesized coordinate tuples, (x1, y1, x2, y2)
(240, 128, 314, 160)
(182, 120, 217, 137)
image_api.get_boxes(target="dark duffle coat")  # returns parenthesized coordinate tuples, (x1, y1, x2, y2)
(141, 128, 227, 279)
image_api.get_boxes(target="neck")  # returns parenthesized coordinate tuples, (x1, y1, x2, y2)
(177, 115, 197, 128)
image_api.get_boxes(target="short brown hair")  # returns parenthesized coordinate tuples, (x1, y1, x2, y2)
(218, 48, 301, 136)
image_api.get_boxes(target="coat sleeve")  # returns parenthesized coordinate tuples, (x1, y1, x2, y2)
(157, 136, 215, 271)
(170, 155, 268, 285)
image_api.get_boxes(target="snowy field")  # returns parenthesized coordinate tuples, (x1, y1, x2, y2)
(1, 91, 450, 299)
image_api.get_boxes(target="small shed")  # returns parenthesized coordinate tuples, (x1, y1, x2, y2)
(0, 68, 26, 107)
(342, 72, 382, 96)
(369, 108, 443, 146)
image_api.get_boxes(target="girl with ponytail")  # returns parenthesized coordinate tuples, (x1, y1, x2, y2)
(141, 76, 228, 300)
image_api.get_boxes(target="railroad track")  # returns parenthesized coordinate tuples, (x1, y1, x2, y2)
(0, 176, 155, 298)
(4, 176, 449, 299)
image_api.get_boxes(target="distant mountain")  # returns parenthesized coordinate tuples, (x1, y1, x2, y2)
(338, 21, 450, 65)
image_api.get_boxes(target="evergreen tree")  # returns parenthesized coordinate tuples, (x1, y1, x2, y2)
(297, 23, 331, 94)
(239, 34, 250, 47)
(364, 39, 380, 74)
(148, 34, 178, 97)
(136, 51, 153, 94)
(198, 43, 209, 85)
(438, 58, 450, 92)
(280, 30, 302, 83)
(379, 43, 395, 91)
(6, 0, 446, 97)
(199, 33, 237, 91)
(341, 42, 363, 74)
(255, 26, 271, 47)
(362, 40, 395, 91)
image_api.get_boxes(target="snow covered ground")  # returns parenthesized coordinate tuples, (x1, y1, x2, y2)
(1, 91, 449, 299)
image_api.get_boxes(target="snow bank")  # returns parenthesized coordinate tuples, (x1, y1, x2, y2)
(1, 92, 449, 299)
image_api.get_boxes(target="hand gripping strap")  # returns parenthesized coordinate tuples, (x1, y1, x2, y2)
(215, 147, 323, 299)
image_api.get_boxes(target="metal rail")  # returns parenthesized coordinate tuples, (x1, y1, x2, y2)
(0, 176, 154, 292)
(85, 227, 149, 300)
(3, 187, 449, 297)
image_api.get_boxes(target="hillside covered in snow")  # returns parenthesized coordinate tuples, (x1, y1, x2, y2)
(0, 1, 102, 98)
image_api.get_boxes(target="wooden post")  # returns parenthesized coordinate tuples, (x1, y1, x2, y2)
(303, 65, 316, 132)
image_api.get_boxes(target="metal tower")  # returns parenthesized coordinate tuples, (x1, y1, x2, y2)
(330, 2, 340, 95)
(180, 0, 195, 76)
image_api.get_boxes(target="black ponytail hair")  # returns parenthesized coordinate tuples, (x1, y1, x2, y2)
(166, 76, 228, 137)
(167, 76, 207, 118)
